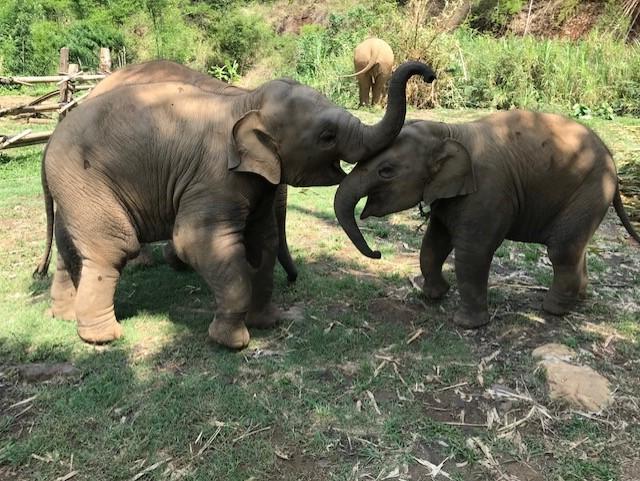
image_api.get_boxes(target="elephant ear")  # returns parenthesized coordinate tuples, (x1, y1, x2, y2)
(423, 138, 476, 205)
(228, 110, 281, 185)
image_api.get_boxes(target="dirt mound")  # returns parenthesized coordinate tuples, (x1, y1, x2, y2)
(508, 0, 604, 39)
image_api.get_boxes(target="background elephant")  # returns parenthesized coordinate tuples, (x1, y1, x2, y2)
(35, 62, 436, 349)
(335, 111, 640, 328)
(85, 61, 298, 281)
(349, 38, 394, 107)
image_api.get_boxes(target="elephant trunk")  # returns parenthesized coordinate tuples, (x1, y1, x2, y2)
(275, 184, 298, 282)
(345, 61, 436, 164)
(333, 170, 380, 259)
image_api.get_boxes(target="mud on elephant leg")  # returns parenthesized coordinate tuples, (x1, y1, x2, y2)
(244, 212, 280, 329)
(75, 259, 124, 343)
(173, 220, 251, 349)
(544, 246, 589, 315)
(452, 247, 494, 329)
(420, 217, 453, 300)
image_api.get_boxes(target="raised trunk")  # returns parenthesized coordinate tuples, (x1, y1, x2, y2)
(345, 61, 436, 163)
(333, 170, 380, 259)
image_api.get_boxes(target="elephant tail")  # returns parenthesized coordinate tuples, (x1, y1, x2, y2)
(33, 145, 54, 279)
(613, 183, 640, 244)
(341, 58, 377, 78)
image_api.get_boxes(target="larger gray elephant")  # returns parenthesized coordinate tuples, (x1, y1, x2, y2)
(334, 111, 640, 328)
(34, 61, 436, 349)
(85, 60, 298, 281)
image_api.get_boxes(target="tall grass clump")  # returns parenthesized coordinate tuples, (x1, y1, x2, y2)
(399, 27, 640, 115)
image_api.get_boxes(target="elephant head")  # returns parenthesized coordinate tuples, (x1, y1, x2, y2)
(334, 121, 477, 258)
(228, 61, 436, 187)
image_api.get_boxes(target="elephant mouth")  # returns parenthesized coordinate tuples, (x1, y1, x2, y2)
(360, 193, 386, 219)
(333, 160, 347, 178)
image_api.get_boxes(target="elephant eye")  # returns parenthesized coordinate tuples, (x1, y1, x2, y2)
(378, 165, 395, 179)
(319, 129, 337, 146)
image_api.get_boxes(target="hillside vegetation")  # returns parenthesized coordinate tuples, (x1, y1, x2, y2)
(1, 0, 640, 115)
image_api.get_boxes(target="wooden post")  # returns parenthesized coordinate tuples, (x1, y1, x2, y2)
(98, 48, 112, 74)
(58, 47, 69, 103)
(58, 47, 70, 121)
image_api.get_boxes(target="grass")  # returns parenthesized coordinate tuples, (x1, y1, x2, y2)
(0, 109, 639, 480)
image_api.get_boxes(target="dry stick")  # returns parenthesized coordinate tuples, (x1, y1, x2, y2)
(231, 426, 271, 445)
(196, 426, 223, 457)
(435, 381, 468, 392)
(129, 458, 172, 481)
(8, 395, 37, 409)
(54, 471, 78, 481)
(523, 0, 534, 36)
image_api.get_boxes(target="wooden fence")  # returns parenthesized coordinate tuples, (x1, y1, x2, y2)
(0, 47, 111, 150)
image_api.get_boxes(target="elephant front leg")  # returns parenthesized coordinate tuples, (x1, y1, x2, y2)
(173, 224, 251, 349)
(420, 217, 453, 300)
(452, 247, 494, 329)
(244, 213, 279, 329)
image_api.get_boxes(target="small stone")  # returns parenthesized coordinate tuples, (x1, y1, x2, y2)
(539, 360, 612, 412)
(532, 343, 575, 362)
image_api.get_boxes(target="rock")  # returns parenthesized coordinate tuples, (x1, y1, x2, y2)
(539, 360, 612, 412)
(15, 362, 80, 382)
(532, 343, 575, 362)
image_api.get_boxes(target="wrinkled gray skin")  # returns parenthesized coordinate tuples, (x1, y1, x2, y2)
(86, 60, 298, 281)
(35, 61, 436, 349)
(335, 111, 640, 328)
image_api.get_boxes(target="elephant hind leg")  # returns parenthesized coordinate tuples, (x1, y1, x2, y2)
(357, 74, 372, 106)
(75, 258, 125, 343)
(48, 213, 82, 321)
(544, 245, 589, 316)
(48, 214, 81, 321)
(543, 201, 605, 316)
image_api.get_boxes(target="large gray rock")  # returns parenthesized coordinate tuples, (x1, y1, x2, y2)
(533, 343, 612, 412)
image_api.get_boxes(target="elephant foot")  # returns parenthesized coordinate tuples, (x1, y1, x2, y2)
(245, 304, 280, 329)
(163, 243, 190, 271)
(46, 304, 76, 321)
(422, 277, 450, 300)
(77, 320, 123, 344)
(543, 292, 577, 316)
(453, 308, 490, 329)
(209, 316, 250, 349)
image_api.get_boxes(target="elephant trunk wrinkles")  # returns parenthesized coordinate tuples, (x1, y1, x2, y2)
(334, 171, 380, 259)
(349, 61, 436, 163)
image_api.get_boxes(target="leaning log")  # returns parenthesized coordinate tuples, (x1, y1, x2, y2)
(0, 131, 52, 150)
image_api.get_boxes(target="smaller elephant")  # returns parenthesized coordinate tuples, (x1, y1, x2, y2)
(348, 38, 394, 107)
(335, 111, 640, 329)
